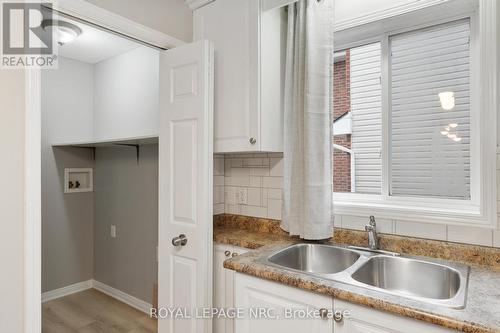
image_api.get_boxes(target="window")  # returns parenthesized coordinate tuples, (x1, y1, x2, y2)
(389, 20, 471, 199)
(332, 13, 497, 227)
(333, 42, 383, 195)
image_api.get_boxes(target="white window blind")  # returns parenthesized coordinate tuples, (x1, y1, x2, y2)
(350, 42, 382, 194)
(390, 19, 471, 199)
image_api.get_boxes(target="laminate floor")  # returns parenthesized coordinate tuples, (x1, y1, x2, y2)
(42, 289, 157, 333)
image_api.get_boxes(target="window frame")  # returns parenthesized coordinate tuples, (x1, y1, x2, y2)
(332, 6, 497, 228)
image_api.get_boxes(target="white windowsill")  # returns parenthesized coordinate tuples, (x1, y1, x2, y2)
(333, 194, 494, 228)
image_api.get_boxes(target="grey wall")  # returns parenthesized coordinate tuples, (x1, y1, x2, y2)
(42, 57, 95, 292)
(94, 145, 158, 304)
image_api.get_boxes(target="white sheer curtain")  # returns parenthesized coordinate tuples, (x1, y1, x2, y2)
(281, 0, 334, 240)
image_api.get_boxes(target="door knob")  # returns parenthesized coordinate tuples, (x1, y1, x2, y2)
(319, 308, 329, 319)
(231, 252, 238, 258)
(249, 137, 256, 145)
(172, 234, 188, 246)
(224, 250, 231, 257)
(333, 311, 343, 322)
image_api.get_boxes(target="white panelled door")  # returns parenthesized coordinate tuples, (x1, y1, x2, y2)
(158, 39, 214, 333)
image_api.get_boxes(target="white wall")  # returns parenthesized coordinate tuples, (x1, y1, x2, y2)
(84, 0, 193, 42)
(93, 47, 159, 141)
(0, 70, 25, 333)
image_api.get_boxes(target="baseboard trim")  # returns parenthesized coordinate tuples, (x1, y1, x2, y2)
(41, 279, 152, 315)
(92, 280, 152, 314)
(41, 280, 93, 303)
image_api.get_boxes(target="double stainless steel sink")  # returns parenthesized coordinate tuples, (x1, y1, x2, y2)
(266, 244, 469, 308)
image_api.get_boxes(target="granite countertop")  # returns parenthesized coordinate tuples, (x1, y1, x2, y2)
(214, 223, 500, 333)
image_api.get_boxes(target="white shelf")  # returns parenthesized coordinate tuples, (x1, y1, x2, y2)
(52, 135, 158, 148)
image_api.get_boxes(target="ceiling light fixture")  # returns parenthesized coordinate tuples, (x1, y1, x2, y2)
(41, 19, 82, 45)
(438, 92, 455, 111)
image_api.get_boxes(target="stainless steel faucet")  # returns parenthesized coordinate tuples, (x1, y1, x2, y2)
(365, 216, 379, 250)
(349, 216, 398, 255)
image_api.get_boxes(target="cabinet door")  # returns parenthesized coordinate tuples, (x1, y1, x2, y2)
(225, 247, 248, 332)
(334, 299, 455, 333)
(214, 245, 249, 333)
(234, 273, 333, 333)
(214, 245, 233, 333)
(194, 0, 260, 152)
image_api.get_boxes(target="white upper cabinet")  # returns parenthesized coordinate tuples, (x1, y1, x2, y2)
(47, 46, 160, 146)
(42, 57, 95, 145)
(194, 0, 285, 153)
(93, 47, 160, 141)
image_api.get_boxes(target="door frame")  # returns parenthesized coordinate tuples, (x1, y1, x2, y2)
(24, 1, 186, 332)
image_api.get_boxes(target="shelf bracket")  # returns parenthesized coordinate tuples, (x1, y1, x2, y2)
(115, 144, 140, 164)
(68, 146, 96, 160)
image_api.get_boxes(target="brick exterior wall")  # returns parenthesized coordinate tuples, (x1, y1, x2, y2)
(333, 50, 352, 193)
(333, 135, 351, 192)
(333, 51, 350, 121)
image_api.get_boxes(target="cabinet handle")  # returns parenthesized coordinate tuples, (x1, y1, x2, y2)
(319, 308, 329, 319)
(333, 311, 343, 323)
(224, 250, 231, 257)
(249, 137, 256, 145)
(231, 252, 238, 258)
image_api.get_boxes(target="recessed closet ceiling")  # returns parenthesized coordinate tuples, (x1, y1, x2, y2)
(54, 13, 142, 64)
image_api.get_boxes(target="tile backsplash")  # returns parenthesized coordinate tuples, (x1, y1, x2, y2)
(214, 153, 283, 219)
(213, 153, 500, 248)
(213, 154, 225, 215)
